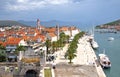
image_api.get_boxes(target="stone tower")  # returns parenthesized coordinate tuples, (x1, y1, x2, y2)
(37, 19, 41, 32)
(56, 24, 60, 40)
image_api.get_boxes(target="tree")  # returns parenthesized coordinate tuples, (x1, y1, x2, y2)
(0, 44, 5, 50)
(0, 44, 6, 62)
(15, 45, 26, 55)
(45, 39, 51, 54)
(65, 32, 85, 63)
(59, 32, 69, 47)
(67, 48, 76, 63)
(65, 35, 70, 43)
(51, 41, 58, 53)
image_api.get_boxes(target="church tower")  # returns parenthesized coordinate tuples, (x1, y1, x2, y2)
(36, 19, 41, 32)
(56, 24, 60, 40)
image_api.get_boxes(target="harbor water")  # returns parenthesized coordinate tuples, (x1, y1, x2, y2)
(94, 32, 120, 77)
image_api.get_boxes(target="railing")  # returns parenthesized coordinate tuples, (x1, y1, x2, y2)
(0, 62, 18, 66)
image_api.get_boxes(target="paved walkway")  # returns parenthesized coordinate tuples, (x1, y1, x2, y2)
(45, 35, 106, 77)
(73, 35, 96, 65)
(50, 44, 69, 64)
(54, 64, 98, 77)
(73, 35, 106, 77)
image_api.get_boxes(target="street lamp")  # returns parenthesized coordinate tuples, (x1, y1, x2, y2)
(43, 46, 46, 65)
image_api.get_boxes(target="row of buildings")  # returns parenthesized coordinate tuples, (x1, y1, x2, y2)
(0, 19, 80, 53)
(98, 25, 120, 31)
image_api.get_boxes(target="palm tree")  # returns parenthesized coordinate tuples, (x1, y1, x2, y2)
(45, 39, 51, 54)
(65, 32, 85, 63)
(59, 32, 66, 45)
(65, 35, 70, 43)
(67, 48, 76, 63)
(51, 41, 58, 53)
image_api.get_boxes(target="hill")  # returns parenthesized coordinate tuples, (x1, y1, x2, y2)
(104, 19, 120, 25)
(0, 20, 28, 27)
(18, 20, 75, 27)
(96, 19, 120, 29)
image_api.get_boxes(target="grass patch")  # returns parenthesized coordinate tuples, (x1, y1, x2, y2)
(44, 68, 52, 77)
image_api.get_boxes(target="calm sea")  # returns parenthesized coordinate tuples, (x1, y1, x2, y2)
(94, 32, 120, 77)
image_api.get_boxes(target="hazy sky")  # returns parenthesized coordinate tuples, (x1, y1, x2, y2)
(0, 0, 120, 25)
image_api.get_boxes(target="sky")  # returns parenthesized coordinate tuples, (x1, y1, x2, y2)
(0, 0, 120, 26)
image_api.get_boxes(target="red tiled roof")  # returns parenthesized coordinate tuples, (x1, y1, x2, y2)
(32, 34, 46, 42)
(48, 33, 56, 37)
(5, 37, 22, 45)
(0, 33, 5, 37)
(45, 28, 56, 33)
(60, 26, 69, 31)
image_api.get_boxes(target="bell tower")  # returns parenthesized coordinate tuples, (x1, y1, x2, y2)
(36, 19, 41, 32)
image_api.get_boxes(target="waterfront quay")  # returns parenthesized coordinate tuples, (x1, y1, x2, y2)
(73, 35, 106, 77)
(50, 35, 106, 77)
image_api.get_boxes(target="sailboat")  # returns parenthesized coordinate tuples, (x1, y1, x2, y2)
(99, 50, 111, 68)
(89, 27, 99, 49)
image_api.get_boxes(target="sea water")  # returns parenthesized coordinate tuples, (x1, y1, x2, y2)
(94, 32, 120, 77)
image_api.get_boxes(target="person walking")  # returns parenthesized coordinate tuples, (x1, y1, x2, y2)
(52, 61, 56, 69)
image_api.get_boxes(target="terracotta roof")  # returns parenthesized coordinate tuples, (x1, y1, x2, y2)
(48, 33, 56, 37)
(22, 36, 29, 41)
(60, 26, 69, 31)
(5, 37, 22, 45)
(45, 27, 56, 33)
(32, 34, 46, 42)
(0, 41, 3, 45)
(0, 33, 4, 37)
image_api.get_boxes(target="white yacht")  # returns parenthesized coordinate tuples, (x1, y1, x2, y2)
(108, 37, 114, 41)
(99, 53, 111, 68)
(91, 40, 99, 49)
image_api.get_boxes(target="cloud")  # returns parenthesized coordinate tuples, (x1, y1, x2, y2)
(5, 0, 76, 11)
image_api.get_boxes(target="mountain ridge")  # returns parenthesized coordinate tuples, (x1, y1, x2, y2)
(0, 20, 28, 27)
(96, 19, 120, 29)
(104, 19, 120, 25)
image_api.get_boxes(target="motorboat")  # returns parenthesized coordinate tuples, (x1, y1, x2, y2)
(99, 53, 111, 68)
(108, 37, 114, 41)
(91, 40, 99, 49)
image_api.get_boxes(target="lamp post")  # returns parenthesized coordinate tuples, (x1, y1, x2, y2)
(43, 46, 46, 65)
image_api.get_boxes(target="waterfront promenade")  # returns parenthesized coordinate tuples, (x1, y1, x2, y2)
(73, 35, 106, 77)
(53, 35, 106, 77)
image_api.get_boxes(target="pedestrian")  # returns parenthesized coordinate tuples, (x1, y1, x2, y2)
(52, 61, 56, 69)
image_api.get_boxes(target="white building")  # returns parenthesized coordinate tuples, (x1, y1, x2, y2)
(46, 33, 57, 42)
(5, 38, 27, 52)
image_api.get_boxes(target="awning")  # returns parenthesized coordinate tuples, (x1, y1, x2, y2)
(8, 55, 17, 58)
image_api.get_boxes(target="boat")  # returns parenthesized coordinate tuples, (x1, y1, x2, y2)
(99, 52, 111, 68)
(108, 37, 114, 41)
(91, 40, 99, 49)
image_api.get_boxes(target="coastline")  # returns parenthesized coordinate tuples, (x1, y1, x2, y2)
(73, 35, 106, 77)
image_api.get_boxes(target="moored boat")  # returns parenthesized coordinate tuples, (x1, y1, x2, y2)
(99, 53, 111, 68)
(91, 40, 99, 49)
(108, 37, 114, 41)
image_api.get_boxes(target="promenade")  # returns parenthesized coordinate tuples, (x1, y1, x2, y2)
(73, 35, 106, 77)
(46, 35, 106, 77)
(54, 44, 69, 64)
